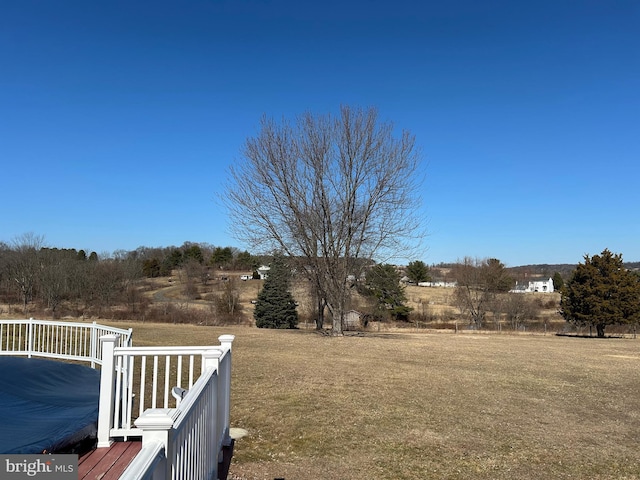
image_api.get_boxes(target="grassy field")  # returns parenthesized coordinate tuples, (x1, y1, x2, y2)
(112, 321, 640, 479)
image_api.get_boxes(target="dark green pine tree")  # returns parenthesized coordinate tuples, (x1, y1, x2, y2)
(363, 263, 412, 321)
(552, 272, 564, 291)
(560, 249, 640, 337)
(254, 254, 299, 329)
(406, 260, 431, 284)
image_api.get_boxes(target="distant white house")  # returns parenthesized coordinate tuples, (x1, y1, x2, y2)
(257, 265, 270, 280)
(510, 277, 554, 293)
(417, 281, 457, 288)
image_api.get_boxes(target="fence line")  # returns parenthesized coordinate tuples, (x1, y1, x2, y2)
(0, 318, 132, 366)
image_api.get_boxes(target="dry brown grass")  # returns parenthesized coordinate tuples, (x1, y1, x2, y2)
(106, 321, 640, 479)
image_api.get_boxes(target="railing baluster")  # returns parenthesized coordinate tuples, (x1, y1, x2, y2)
(177, 355, 183, 392)
(114, 354, 123, 431)
(125, 355, 135, 432)
(164, 356, 171, 408)
(139, 355, 147, 417)
(152, 356, 159, 408)
(189, 355, 194, 387)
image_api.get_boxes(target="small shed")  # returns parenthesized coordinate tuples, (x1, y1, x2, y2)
(343, 310, 364, 331)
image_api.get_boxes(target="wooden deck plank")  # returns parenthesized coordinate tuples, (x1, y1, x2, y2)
(79, 441, 142, 480)
(78, 442, 127, 478)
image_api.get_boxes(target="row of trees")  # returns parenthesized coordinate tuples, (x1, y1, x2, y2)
(250, 254, 552, 331)
(407, 251, 640, 336)
(4, 233, 638, 337)
(252, 250, 640, 337)
(0, 232, 534, 330)
(0, 234, 142, 317)
(0, 233, 258, 318)
(137, 244, 254, 278)
(404, 252, 640, 336)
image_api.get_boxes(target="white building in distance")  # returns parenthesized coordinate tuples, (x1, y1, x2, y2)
(257, 265, 270, 280)
(510, 277, 554, 293)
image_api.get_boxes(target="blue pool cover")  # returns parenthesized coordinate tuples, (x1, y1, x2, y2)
(0, 356, 101, 454)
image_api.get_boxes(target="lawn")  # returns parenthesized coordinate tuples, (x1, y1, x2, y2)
(115, 322, 640, 479)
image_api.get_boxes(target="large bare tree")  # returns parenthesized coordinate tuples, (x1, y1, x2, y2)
(224, 106, 424, 334)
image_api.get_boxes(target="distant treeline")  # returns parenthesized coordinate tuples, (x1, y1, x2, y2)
(0, 234, 264, 318)
(434, 261, 640, 281)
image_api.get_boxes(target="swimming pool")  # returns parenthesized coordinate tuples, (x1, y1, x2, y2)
(0, 356, 101, 454)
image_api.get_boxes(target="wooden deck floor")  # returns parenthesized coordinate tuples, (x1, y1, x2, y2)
(78, 440, 142, 480)
(77, 439, 234, 480)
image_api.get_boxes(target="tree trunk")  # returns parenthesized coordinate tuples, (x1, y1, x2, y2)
(327, 302, 344, 336)
(332, 311, 343, 335)
(596, 323, 605, 338)
(315, 298, 325, 330)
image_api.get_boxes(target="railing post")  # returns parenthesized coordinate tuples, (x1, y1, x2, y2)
(201, 348, 223, 372)
(135, 409, 178, 479)
(27, 318, 34, 358)
(97, 334, 119, 448)
(91, 321, 98, 368)
(218, 335, 235, 448)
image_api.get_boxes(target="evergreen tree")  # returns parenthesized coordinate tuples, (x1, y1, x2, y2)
(183, 244, 204, 264)
(363, 264, 412, 321)
(142, 258, 161, 278)
(210, 246, 234, 268)
(484, 258, 514, 293)
(552, 271, 564, 291)
(254, 254, 298, 329)
(166, 249, 183, 268)
(560, 249, 640, 337)
(406, 260, 431, 284)
(235, 250, 253, 270)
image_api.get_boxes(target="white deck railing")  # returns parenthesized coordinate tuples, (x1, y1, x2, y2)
(0, 319, 235, 480)
(116, 335, 234, 480)
(0, 318, 132, 366)
(97, 336, 234, 445)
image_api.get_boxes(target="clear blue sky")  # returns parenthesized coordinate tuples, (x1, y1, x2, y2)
(1, 0, 638, 266)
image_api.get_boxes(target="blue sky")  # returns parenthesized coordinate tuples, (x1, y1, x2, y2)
(1, 0, 638, 266)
